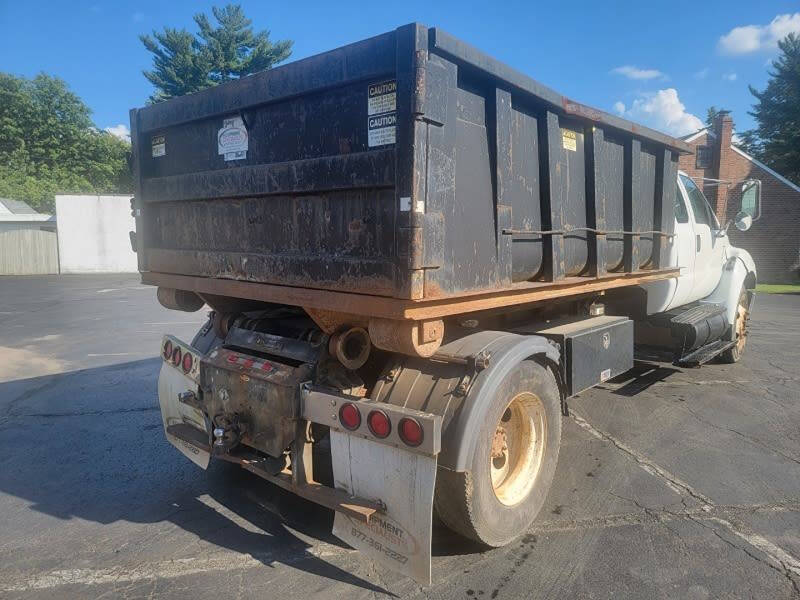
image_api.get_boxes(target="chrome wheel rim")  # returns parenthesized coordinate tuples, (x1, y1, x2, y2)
(490, 392, 547, 506)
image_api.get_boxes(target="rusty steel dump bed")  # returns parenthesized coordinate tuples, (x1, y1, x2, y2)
(131, 23, 686, 317)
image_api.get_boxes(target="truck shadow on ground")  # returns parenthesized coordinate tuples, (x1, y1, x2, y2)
(0, 359, 410, 595)
(602, 361, 681, 397)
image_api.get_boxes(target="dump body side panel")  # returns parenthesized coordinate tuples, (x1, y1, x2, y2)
(131, 23, 684, 303)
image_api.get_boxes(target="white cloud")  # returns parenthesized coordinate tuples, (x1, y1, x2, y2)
(723, 72, 738, 82)
(718, 13, 800, 55)
(612, 101, 626, 115)
(104, 124, 131, 143)
(617, 88, 703, 137)
(611, 65, 666, 80)
(694, 68, 709, 80)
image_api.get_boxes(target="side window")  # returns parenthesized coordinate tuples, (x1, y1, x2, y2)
(680, 174, 712, 227)
(675, 183, 689, 223)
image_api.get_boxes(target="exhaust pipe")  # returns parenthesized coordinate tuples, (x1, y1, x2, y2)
(157, 287, 204, 312)
(329, 327, 371, 370)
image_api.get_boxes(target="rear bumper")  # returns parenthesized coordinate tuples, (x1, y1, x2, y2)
(157, 335, 442, 584)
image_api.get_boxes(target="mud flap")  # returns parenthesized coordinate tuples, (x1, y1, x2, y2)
(330, 431, 436, 584)
(157, 361, 210, 469)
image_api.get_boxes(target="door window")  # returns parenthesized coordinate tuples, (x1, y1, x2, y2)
(675, 183, 689, 223)
(680, 174, 717, 227)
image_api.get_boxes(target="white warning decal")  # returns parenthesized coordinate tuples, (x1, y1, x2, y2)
(151, 135, 166, 158)
(218, 116, 248, 161)
(367, 80, 397, 147)
(368, 80, 397, 115)
(368, 113, 397, 147)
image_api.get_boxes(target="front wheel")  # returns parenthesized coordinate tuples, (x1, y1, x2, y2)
(434, 360, 562, 546)
(719, 286, 750, 363)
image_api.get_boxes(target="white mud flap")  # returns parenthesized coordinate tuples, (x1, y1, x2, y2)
(157, 340, 210, 470)
(330, 431, 437, 584)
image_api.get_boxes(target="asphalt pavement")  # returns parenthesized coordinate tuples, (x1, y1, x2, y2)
(1, 275, 799, 599)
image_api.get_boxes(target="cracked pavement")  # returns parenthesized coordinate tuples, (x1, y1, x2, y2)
(1, 275, 799, 599)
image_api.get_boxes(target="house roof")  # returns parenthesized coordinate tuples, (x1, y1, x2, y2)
(679, 127, 717, 143)
(680, 129, 800, 194)
(0, 198, 39, 215)
(0, 198, 55, 222)
(732, 146, 800, 194)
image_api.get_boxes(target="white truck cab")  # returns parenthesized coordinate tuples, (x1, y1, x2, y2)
(645, 171, 759, 363)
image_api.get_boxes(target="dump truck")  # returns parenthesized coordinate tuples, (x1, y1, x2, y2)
(129, 23, 760, 584)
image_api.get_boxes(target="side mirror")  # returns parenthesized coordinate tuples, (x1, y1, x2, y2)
(734, 211, 752, 232)
(739, 179, 761, 221)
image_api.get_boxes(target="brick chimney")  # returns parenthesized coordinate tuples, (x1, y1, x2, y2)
(711, 111, 734, 222)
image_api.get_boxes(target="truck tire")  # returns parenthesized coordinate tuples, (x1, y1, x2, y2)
(434, 359, 561, 546)
(719, 286, 749, 364)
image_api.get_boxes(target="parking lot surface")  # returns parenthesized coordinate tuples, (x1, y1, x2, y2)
(1, 275, 799, 599)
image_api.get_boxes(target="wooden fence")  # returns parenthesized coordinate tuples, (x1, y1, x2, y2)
(0, 226, 59, 275)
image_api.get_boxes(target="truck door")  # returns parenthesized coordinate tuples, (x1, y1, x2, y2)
(679, 174, 726, 300)
(668, 178, 697, 308)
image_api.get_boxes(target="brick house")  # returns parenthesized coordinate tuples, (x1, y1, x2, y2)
(678, 112, 800, 282)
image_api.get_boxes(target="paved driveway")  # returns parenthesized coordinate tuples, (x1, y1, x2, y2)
(1, 275, 799, 599)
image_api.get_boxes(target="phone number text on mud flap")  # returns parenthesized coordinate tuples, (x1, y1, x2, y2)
(351, 528, 409, 565)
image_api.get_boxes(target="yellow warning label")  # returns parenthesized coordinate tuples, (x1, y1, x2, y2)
(562, 129, 577, 152)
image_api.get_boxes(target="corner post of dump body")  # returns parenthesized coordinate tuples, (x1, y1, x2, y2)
(395, 23, 429, 299)
(585, 126, 607, 277)
(418, 42, 455, 300)
(654, 148, 677, 268)
(129, 107, 147, 272)
(540, 111, 566, 281)
(494, 87, 513, 285)
(623, 138, 642, 272)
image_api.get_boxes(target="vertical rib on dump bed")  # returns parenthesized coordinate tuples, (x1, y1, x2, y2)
(131, 23, 688, 302)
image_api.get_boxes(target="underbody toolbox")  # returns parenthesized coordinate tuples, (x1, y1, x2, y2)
(522, 316, 633, 395)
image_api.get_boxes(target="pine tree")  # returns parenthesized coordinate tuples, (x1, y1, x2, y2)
(140, 29, 211, 103)
(140, 4, 292, 102)
(196, 5, 292, 83)
(741, 33, 800, 184)
(705, 106, 731, 128)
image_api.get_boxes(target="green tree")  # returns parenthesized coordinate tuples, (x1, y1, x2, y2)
(740, 33, 800, 184)
(0, 73, 131, 213)
(140, 4, 292, 102)
(139, 28, 211, 103)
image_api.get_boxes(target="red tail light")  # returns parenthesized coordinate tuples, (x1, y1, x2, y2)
(339, 402, 361, 430)
(182, 352, 193, 373)
(171, 347, 182, 366)
(398, 417, 424, 447)
(163, 340, 173, 360)
(367, 409, 391, 438)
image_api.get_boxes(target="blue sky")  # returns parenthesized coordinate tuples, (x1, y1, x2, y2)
(1, 1, 798, 141)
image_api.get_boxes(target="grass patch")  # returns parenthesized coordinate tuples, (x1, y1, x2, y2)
(755, 283, 800, 294)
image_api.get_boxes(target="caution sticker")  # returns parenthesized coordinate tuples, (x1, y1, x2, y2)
(368, 81, 397, 116)
(151, 135, 166, 158)
(368, 113, 397, 147)
(562, 129, 577, 152)
(367, 80, 397, 147)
